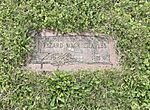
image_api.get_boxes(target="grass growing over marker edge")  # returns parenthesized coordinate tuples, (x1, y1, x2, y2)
(0, 0, 150, 110)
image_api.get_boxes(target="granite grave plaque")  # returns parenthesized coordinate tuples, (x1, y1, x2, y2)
(27, 30, 118, 71)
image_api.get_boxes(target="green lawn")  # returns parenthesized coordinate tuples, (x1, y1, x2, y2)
(0, 0, 150, 110)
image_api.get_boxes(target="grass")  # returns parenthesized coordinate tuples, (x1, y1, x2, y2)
(0, 0, 150, 110)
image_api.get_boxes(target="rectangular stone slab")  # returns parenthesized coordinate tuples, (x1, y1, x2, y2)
(27, 33, 117, 71)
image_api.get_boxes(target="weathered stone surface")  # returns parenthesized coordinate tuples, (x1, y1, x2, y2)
(27, 30, 118, 71)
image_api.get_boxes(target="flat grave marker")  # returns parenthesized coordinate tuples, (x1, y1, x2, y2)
(27, 30, 118, 71)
